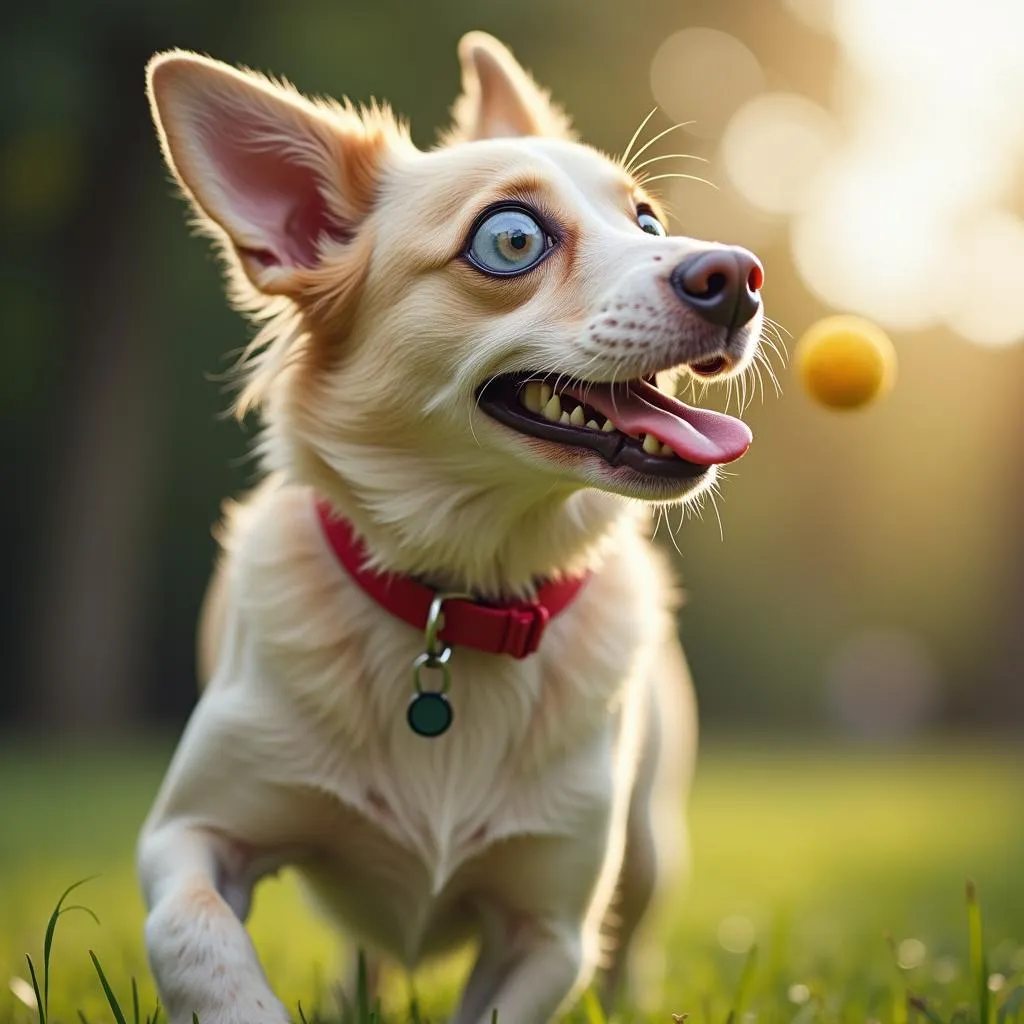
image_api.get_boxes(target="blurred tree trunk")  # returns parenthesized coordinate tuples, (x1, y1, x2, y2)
(991, 412, 1024, 727)
(24, 32, 162, 732)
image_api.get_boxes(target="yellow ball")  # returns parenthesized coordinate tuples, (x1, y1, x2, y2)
(795, 314, 897, 410)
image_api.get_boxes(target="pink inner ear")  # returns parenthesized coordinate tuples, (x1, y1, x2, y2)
(205, 123, 346, 269)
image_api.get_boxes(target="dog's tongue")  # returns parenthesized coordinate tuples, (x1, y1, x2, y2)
(569, 379, 752, 465)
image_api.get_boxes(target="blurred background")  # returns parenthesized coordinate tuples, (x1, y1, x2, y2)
(3, 0, 1022, 741)
(2, 1, 1024, 1019)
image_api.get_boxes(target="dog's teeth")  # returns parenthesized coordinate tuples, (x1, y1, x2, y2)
(642, 433, 661, 455)
(569, 406, 586, 426)
(539, 383, 553, 407)
(586, 419, 601, 431)
(559, 410, 571, 424)
(660, 443, 675, 457)
(542, 394, 562, 422)
(601, 419, 616, 433)
(521, 381, 544, 414)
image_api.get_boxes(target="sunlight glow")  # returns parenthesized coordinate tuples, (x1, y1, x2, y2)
(650, 0, 1024, 344)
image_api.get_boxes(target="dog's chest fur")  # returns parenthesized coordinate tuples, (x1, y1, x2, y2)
(190, 482, 670, 961)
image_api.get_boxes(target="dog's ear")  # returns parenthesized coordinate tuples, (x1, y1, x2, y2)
(147, 51, 397, 298)
(448, 32, 574, 142)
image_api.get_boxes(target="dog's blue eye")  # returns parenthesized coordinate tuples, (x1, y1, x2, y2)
(469, 208, 548, 274)
(637, 211, 666, 236)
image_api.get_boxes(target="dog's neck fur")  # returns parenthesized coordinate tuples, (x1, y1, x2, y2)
(261, 422, 638, 598)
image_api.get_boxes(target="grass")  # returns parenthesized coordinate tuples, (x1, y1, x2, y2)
(1, 737, 1023, 1023)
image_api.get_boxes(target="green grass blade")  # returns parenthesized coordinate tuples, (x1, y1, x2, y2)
(78, 1012, 91, 1024)
(25, 954, 45, 1024)
(131, 976, 141, 1024)
(909, 994, 949, 1024)
(89, 950, 129, 1024)
(968, 880, 990, 1024)
(43, 877, 99, 1018)
(355, 949, 371, 1022)
(998, 987, 1024, 1024)
(727, 944, 759, 1024)
(408, 995, 424, 1024)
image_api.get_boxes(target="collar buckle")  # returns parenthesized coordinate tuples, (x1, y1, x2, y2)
(502, 603, 551, 659)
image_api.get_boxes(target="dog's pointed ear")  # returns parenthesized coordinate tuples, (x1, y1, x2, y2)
(448, 32, 574, 142)
(147, 51, 397, 297)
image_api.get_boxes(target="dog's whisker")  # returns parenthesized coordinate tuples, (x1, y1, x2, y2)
(708, 483, 726, 543)
(764, 315, 793, 341)
(756, 346, 783, 397)
(664, 503, 685, 559)
(624, 121, 696, 175)
(618, 106, 660, 169)
(635, 172, 719, 191)
(628, 152, 708, 174)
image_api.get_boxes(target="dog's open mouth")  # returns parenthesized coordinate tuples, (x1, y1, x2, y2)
(477, 372, 752, 478)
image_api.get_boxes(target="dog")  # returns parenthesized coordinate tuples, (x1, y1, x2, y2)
(138, 31, 764, 1024)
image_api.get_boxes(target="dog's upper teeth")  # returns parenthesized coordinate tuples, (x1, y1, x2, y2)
(642, 433, 661, 455)
(601, 419, 616, 433)
(569, 405, 585, 427)
(520, 381, 545, 414)
(542, 394, 562, 422)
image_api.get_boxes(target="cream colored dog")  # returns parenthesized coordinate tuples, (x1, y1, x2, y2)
(138, 31, 765, 1024)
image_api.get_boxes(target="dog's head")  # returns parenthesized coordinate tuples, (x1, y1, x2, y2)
(148, 34, 766, 583)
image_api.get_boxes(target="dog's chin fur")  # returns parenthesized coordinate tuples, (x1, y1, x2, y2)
(138, 30, 760, 1024)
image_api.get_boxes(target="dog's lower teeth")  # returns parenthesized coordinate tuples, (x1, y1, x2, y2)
(569, 405, 585, 426)
(660, 443, 675, 457)
(586, 419, 600, 431)
(601, 419, 616, 433)
(542, 395, 562, 422)
(559, 410, 571, 424)
(642, 433, 661, 455)
(539, 383, 553, 407)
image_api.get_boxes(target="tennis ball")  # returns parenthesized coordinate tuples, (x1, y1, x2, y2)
(795, 315, 897, 410)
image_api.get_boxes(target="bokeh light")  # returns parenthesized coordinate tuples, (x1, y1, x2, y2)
(649, 29, 764, 140)
(897, 938, 926, 970)
(784, 0, 835, 34)
(721, 93, 838, 216)
(717, 914, 756, 954)
(791, 151, 954, 330)
(945, 210, 1024, 347)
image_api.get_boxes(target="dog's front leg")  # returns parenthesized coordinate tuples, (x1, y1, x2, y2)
(451, 916, 589, 1024)
(138, 821, 289, 1024)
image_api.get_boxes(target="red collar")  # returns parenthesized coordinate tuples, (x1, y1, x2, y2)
(315, 499, 588, 659)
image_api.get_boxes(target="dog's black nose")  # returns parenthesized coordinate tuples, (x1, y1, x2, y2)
(670, 247, 764, 329)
